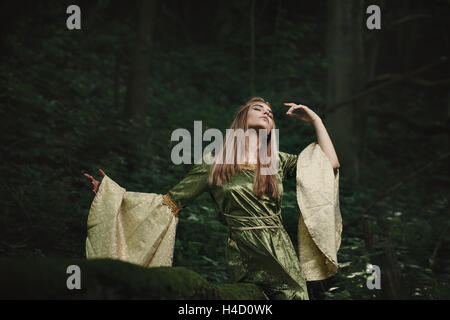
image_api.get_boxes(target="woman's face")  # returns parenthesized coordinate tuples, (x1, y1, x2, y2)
(246, 103, 274, 132)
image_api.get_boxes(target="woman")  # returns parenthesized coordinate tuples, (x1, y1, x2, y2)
(84, 97, 340, 300)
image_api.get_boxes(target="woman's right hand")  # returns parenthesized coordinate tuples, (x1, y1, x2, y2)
(83, 169, 106, 195)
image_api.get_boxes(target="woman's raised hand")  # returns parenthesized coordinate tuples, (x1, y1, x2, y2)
(83, 169, 106, 195)
(284, 103, 320, 123)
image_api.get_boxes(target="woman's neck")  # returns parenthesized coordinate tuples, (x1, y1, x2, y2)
(243, 129, 259, 164)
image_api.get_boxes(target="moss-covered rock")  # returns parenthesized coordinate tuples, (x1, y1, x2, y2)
(0, 258, 267, 300)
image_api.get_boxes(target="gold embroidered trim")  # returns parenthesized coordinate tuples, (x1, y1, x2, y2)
(239, 163, 257, 171)
(162, 193, 181, 216)
(238, 163, 274, 171)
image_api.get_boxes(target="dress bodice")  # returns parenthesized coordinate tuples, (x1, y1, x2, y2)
(166, 151, 299, 228)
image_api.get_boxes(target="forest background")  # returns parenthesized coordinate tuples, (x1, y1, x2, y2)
(0, 0, 449, 299)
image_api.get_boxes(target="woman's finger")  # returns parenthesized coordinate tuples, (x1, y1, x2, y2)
(286, 106, 296, 115)
(291, 105, 306, 112)
(99, 169, 106, 177)
(284, 103, 308, 110)
(84, 174, 96, 183)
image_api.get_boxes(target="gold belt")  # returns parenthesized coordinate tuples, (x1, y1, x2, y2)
(230, 225, 282, 231)
(223, 211, 282, 231)
(223, 212, 281, 220)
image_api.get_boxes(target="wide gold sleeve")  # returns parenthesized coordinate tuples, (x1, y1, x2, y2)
(296, 142, 343, 281)
(85, 175, 179, 267)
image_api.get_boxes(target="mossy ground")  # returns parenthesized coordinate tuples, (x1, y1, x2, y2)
(0, 258, 267, 300)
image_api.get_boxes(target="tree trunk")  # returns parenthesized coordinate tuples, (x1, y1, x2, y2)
(250, 0, 255, 97)
(363, 218, 408, 299)
(124, 0, 157, 122)
(114, 51, 120, 111)
(265, 0, 283, 88)
(325, 0, 365, 184)
(123, 0, 158, 170)
(447, 93, 450, 152)
(396, 0, 420, 72)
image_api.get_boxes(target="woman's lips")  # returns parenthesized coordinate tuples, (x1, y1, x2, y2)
(260, 116, 269, 122)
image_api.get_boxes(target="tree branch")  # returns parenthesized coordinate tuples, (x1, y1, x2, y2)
(368, 74, 450, 87)
(346, 151, 450, 228)
(368, 109, 450, 135)
(320, 56, 448, 118)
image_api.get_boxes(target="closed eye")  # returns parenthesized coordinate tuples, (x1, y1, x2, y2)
(253, 106, 273, 119)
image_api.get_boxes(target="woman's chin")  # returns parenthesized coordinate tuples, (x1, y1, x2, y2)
(248, 122, 270, 131)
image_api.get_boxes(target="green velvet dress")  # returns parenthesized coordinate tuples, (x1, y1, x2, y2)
(166, 152, 309, 300)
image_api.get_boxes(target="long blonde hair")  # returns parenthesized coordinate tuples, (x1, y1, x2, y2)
(208, 97, 280, 199)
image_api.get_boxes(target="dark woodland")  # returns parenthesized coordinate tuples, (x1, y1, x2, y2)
(0, 0, 449, 300)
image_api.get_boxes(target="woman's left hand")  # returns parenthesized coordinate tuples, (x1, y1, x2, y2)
(284, 103, 320, 123)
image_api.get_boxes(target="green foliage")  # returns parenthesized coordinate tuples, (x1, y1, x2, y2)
(174, 196, 229, 284)
(1, 1, 448, 300)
